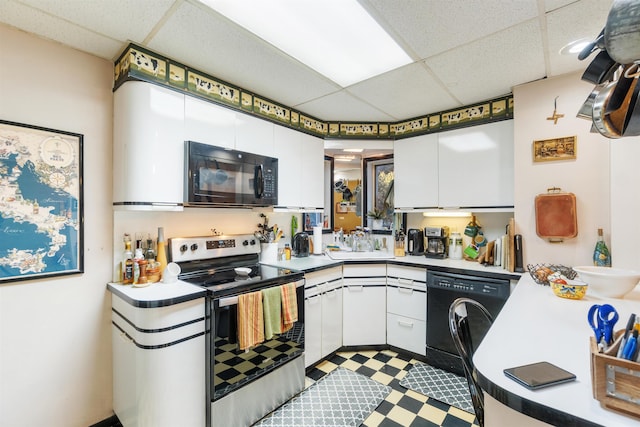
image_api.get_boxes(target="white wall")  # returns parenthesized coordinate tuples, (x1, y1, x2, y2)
(0, 25, 114, 426)
(611, 138, 640, 270)
(513, 72, 611, 268)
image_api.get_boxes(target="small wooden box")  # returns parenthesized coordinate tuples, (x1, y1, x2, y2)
(590, 330, 640, 418)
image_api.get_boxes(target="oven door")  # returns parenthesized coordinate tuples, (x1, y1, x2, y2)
(186, 141, 277, 206)
(210, 279, 304, 401)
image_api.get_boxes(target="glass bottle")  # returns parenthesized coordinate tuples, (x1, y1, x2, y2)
(144, 237, 156, 261)
(122, 236, 134, 284)
(593, 228, 611, 267)
(284, 244, 291, 260)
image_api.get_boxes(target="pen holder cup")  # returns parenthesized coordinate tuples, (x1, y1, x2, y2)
(590, 330, 640, 419)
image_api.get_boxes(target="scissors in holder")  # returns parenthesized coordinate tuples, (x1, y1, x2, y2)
(588, 304, 619, 350)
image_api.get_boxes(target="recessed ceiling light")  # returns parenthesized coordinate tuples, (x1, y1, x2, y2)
(335, 156, 356, 162)
(560, 38, 592, 56)
(200, 0, 412, 87)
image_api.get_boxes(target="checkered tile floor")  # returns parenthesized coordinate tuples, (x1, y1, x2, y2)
(304, 350, 479, 427)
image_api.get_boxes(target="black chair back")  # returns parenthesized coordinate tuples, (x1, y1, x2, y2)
(449, 297, 494, 427)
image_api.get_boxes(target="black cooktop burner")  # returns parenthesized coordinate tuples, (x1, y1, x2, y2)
(177, 254, 302, 297)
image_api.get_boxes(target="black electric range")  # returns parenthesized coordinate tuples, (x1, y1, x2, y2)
(169, 234, 303, 298)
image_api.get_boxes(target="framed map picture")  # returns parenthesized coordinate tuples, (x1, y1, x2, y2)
(0, 120, 83, 283)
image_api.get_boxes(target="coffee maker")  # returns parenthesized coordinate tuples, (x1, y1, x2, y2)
(424, 226, 449, 258)
(407, 229, 424, 255)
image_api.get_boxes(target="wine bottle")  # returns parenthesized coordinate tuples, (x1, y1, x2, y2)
(122, 237, 134, 284)
(593, 228, 611, 267)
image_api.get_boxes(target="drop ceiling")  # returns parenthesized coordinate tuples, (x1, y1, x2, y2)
(0, 0, 611, 122)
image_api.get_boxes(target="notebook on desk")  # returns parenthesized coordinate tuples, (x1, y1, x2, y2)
(504, 361, 576, 390)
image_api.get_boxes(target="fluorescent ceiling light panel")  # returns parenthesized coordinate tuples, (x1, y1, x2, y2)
(200, 0, 412, 87)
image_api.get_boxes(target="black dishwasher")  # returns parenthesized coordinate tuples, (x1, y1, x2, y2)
(426, 271, 511, 376)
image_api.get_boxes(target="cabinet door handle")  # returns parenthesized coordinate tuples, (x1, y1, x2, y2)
(347, 285, 364, 292)
(326, 288, 337, 298)
(398, 320, 414, 328)
(306, 295, 321, 304)
(399, 278, 414, 286)
(398, 287, 413, 295)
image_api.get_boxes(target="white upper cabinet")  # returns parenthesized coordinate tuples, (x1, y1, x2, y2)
(394, 133, 439, 209)
(301, 133, 325, 209)
(273, 126, 324, 209)
(438, 120, 514, 208)
(184, 96, 235, 149)
(235, 113, 274, 157)
(113, 81, 185, 210)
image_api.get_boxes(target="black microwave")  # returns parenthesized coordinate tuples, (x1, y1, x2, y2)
(185, 141, 278, 207)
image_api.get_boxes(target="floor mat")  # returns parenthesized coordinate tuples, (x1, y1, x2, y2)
(254, 367, 391, 427)
(399, 363, 475, 414)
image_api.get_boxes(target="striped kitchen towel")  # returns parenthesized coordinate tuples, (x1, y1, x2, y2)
(280, 282, 298, 333)
(238, 290, 264, 351)
(262, 285, 282, 340)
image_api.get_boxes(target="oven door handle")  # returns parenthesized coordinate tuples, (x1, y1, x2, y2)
(217, 279, 304, 308)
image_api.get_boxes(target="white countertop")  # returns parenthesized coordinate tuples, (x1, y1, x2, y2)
(108, 253, 519, 307)
(475, 274, 640, 426)
(265, 252, 520, 279)
(107, 280, 206, 307)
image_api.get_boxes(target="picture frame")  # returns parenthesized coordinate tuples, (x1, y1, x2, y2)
(533, 136, 577, 162)
(0, 120, 84, 283)
(302, 212, 329, 232)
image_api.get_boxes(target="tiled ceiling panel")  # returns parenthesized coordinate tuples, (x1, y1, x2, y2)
(296, 91, 396, 122)
(13, 0, 176, 47)
(148, 1, 340, 108)
(365, 0, 538, 58)
(347, 62, 460, 120)
(546, 0, 612, 77)
(426, 19, 546, 105)
(0, 0, 618, 122)
(0, 0, 123, 59)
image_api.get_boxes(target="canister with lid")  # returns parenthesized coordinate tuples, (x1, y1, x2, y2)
(449, 231, 463, 260)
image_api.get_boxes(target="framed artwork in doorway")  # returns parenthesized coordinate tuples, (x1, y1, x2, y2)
(533, 136, 577, 162)
(0, 120, 84, 283)
(302, 212, 329, 232)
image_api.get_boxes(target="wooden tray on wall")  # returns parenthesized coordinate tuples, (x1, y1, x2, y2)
(535, 187, 577, 242)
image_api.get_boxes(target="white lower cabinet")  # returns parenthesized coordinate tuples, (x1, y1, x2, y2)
(342, 264, 387, 346)
(386, 265, 427, 355)
(304, 266, 343, 367)
(321, 282, 343, 356)
(111, 295, 206, 427)
(304, 286, 322, 367)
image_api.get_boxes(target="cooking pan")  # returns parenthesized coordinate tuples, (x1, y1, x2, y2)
(592, 80, 622, 138)
(535, 187, 577, 242)
(577, 85, 600, 120)
(605, 0, 640, 65)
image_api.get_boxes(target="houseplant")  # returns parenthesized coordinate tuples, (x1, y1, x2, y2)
(367, 208, 385, 229)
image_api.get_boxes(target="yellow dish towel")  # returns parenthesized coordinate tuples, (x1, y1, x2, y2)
(237, 291, 264, 351)
(262, 286, 282, 340)
(280, 282, 298, 333)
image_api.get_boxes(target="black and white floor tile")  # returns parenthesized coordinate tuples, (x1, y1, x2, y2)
(302, 349, 479, 427)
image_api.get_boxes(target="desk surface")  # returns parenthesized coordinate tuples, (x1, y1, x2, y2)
(475, 274, 640, 426)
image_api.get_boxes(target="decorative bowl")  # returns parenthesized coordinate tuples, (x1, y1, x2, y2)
(573, 266, 640, 298)
(234, 267, 251, 276)
(549, 279, 588, 300)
